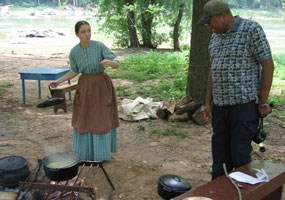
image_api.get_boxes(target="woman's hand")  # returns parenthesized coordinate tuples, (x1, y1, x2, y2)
(101, 59, 111, 68)
(49, 82, 58, 88)
(101, 59, 119, 69)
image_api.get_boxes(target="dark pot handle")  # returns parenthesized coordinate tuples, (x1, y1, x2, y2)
(8, 157, 15, 162)
(163, 185, 172, 192)
(173, 176, 182, 182)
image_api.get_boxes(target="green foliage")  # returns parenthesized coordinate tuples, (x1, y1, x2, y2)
(108, 51, 188, 101)
(137, 123, 146, 131)
(114, 51, 188, 81)
(110, 52, 285, 103)
(273, 54, 285, 80)
(0, 82, 12, 95)
(270, 54, 285, 108)
(115, 85, 136, 98)
(152, 128, 188, 138)
(96, 1, 182, 48)
(96, 2, 129, 47)
(270, 94, 285, 107)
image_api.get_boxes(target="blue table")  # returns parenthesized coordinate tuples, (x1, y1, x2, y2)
(19, 68, 70, 105)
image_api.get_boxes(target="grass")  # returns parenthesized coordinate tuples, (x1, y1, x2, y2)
(110, 51, 285, 139)
(110, 51, 285, 103)
(152, 128, 188, 139)
(0, 82, 12, 95)
(107, 50, 189, 101)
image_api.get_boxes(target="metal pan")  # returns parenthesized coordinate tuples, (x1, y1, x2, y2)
(42, 152, 79, 181)
(37, 86, 65, 108)
(37, 97, 65, 108)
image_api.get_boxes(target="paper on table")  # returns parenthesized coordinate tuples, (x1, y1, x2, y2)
(229, 168, 269, 185)
(254, 168, 269, 182)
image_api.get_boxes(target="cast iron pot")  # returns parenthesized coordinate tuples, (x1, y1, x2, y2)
(37, 86, 65, 108)
(37, 97, 65, 108)
(158, 174, 192, 200)
(0, 155, 31, 188)
(42, 152, 80, 181)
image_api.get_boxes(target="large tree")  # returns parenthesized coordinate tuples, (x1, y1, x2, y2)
(140, 0, 156, 48)
(125, 0, 141, 47)
(186, 0, 211, 104)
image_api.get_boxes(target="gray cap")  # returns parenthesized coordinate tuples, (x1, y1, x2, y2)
(197, 0, 230, 25)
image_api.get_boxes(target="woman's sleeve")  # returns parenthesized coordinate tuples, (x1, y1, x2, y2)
(69, 49, 79, 73)
(101, 43, 117, 61)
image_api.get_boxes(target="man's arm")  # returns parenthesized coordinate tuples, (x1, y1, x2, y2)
(204, 69, 213, 120)
(258, 58, 274, 117)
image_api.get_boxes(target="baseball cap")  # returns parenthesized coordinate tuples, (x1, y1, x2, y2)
(197, 0, 230, 25)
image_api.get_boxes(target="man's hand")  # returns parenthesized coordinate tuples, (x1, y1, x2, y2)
(203, 104, 212, 121)
(258, 103, 273, 118)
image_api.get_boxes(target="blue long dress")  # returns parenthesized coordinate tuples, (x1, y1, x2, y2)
(69, 40, 119, 161)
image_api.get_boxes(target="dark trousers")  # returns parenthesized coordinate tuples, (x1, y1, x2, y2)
(211, 101, 259, 180)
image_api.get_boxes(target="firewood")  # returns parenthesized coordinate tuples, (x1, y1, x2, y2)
(175, 94, 194, 108)
(175, 101, 200, 115)
(191, 105, 208, 125)
(167, 100, 177, 114)
(168, 113, 189, 122)
(156, 100, 177, 118)
(156, 101, 174, 119)
(156, 108, 169, 119)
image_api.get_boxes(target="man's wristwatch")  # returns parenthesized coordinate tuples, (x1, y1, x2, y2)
(259, 103, 270, 108)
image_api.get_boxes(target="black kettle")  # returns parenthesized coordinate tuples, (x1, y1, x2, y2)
(158, 174, 192, 199)
(0, 155, 31, 188)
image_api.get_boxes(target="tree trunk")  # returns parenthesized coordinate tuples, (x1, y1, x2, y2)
(186, 0, 212, 104)
(173, 3, 185, 51)
(125, 0, 140, 48)
(141, 0, 155, 48)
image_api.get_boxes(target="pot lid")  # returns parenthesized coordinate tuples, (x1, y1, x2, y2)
(159, 174, 191, 190)
(0, 156, 28, 171)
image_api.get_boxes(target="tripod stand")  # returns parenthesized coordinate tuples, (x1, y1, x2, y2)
(79, 161, 115, 190)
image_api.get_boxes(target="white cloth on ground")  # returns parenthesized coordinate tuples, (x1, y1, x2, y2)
(118, 97, 163, 121)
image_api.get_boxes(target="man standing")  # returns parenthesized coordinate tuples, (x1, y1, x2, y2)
(199, 0, 274, 179)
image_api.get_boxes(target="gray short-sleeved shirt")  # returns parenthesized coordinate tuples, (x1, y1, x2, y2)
(69, 40, 117, 74)
(209, 16, 272, 106)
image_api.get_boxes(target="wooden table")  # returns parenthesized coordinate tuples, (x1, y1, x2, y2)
(173, 160, 285, 200)
(19, 68, 70, 105)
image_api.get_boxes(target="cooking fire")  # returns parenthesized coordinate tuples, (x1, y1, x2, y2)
(0, 154, 113, 200)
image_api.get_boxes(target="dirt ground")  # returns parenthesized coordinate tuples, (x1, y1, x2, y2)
(0, 51, 285, 199)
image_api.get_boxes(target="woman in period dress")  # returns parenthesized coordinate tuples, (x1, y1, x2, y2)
(49, 20, 119, 161)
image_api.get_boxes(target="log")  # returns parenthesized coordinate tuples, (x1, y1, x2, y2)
(191, 106, 209, 125)
(167, 100, 177, 114)
(156, 100, 177, 119)
(175, 101, 200, 115)
(175, 95, 193, 108)
(168, 113, 189, 122)
(156, 108, 169, 119)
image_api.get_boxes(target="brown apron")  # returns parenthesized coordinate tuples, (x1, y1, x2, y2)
(72, 73, 119, 134)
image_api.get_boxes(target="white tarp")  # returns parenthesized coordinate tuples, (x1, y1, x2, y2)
(118, 97, 163, 121)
